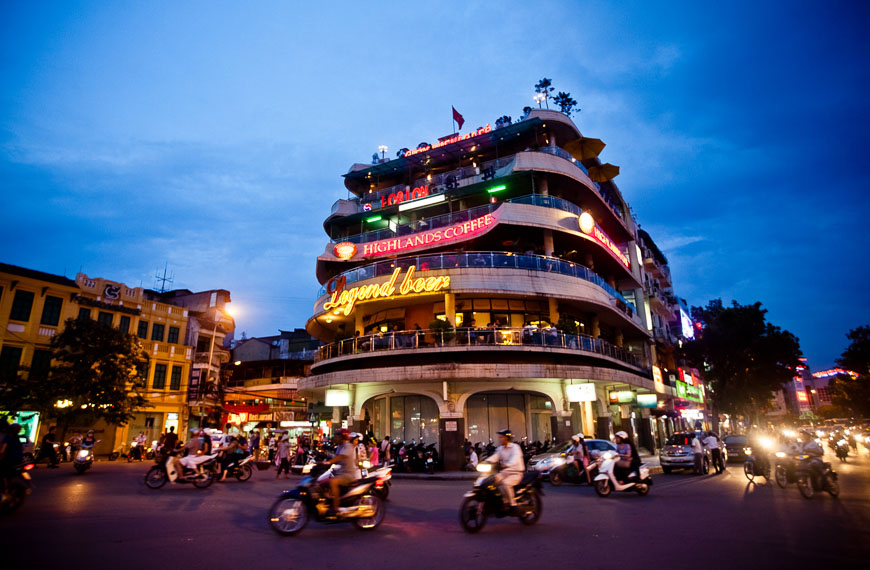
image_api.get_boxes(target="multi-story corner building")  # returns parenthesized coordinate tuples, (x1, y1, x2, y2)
(299, 109, 691, 469)
(145, 288, 234, 431)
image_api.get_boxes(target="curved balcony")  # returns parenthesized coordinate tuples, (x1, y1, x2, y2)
(314, 326, 646, 371)
(316, 250, 636, 315)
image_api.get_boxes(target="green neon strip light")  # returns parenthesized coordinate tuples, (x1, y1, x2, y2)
(487, 185, 507, 193)
(365, 215, 382, 223)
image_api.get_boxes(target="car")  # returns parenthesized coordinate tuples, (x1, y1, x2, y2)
(723, 434, 749, 462)
(659, 431, 723, 474)
(527, 439, 617, 475)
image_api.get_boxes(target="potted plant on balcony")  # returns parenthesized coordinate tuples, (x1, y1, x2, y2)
(429, 319, 455, 346)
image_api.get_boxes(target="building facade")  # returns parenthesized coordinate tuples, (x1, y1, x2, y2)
(300, 109, 699, 469)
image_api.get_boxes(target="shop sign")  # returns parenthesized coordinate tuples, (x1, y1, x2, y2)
(379, 184, 432, 208)
(566, 383, 597, 402)
(356, 211, 497, 258)
(445, 421, 457, 432)
(676, 380, 703, 403)
(675, 380, 688, 399)
(796, 390, 809, 403)
(590, 225, 630, 268)
(402, 125, 492, 158)
(325, 389, 350, 407)
(608, 390, 636, 404)
(637, 394, 658, 408)
(323, 265, 450, 316)
(333, 242, 357, 260)
(652, 366, 664, 394)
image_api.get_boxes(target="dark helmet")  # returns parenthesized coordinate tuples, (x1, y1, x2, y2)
(497, 429, 513, 440)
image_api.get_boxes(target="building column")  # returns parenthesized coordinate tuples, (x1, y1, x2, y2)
(538, 175, 549, 196)
(548, 298, 560, 325)
(583, 401, 595, 437)
(550, 411, 574, 443)
(615, 328, 623, 347)
(354, 311, 364, 335)
(543, 230, 554, 256)
(591, 315, 600, 338)
(444, 293, 456, 326)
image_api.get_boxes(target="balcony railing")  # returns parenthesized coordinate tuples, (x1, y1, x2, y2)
(316, 250, 636, 315)
(315, 326, 646, 370)
(536, 146, 624, 221)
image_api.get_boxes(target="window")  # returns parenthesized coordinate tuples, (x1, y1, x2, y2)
(144, 417, 155, 428)
(137, 320, 148, 339)
(151, 323, 165, 342)
(152, 364, 167, 389)
(0, 346, 23, 381)
(98, 312, 114, 326)
(40, 296, 64, 326)
(9, 290, 35, 322)
(30, 349, 52, 381)
(170, 365, 183, 390)
(168, 326, 180, 344)
(78, 308, 91, 321)
(119, 315, 131, 334)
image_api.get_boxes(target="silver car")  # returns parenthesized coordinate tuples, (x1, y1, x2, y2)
(659, 431, 727, 474)
(528, 439, 617, 474)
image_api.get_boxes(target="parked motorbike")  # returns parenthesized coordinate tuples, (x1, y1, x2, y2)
(268, 463, 385, 536)
(0, 462, 35, 514)
(795, 454, 839, 499)
(459, 464, 543, 533)
(74, 442, 98, 474)
(743, 446, 771, 482)
(774, 451, 797, 488)
(549, 459, 596, 486)
(144, 450, 217, 489)
(834, 439, 849, 462)
(593, 451, 652, 497)
(217, 454, 254, 482)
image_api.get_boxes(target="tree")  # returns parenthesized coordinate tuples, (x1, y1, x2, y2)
(4, 318, 150, 436)
(534, 78, 554, 109)
(683, 300, 802, 423)
(552, 92, 579, 117)
(829, 325, 870, 417)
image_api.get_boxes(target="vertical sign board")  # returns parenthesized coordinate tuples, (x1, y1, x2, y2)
(652, 366, 665, 394)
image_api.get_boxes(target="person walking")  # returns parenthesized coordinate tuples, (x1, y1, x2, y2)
(691, 434, 705, 475)
(250, 430, 260, 460)
(160, 426, 178, 454)
(380, 436, 391, 466)
(275, 436, 292, 479)
(41, 426, 59, 468)
(703, 431, 722, 474)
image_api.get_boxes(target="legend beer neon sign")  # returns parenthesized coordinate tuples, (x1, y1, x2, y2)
(323, 266, 450, 316)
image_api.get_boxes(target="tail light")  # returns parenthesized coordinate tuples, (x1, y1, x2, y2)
(23, 464, 35, 471)
(376, 477, 386, 485)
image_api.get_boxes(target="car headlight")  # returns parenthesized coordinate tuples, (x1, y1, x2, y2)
(476, 463, 492, 473)
(758, 436, 775, 450)
(775, 451, 786, 458)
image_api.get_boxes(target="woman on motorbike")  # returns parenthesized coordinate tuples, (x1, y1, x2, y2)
(613, 431, 640, 482)
(570, 434, 592, 484)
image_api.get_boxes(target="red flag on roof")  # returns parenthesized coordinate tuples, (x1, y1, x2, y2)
(452, 106, 465, 130)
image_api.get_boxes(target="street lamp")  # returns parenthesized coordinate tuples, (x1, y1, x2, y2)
(378, 145, 388, 160)
(200, 304, 236, 428)
(534, 93, 546, 108)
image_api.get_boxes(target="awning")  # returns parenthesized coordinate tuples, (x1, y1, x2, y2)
(587, 163, 620, 182)
(562, 137, 605, 161)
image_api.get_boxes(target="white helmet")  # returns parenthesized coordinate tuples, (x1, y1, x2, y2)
(615, 431, 629, 439)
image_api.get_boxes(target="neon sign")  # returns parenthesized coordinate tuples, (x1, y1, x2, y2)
(333, 242, 357, 260)
(591, 225, 630, 268)
(322, 266, 450, 316)
(402, 125, 492, 158)
(380, 185, 432, 208)
(349, 211, 497, 258)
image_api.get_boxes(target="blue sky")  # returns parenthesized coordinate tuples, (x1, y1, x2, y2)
(2, 1, 868, 369)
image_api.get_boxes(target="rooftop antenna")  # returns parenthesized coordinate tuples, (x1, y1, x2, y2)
(154, 263, 174, 293)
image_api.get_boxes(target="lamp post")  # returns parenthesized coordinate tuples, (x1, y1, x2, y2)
(534, 93, 546, 109)
(199, 304, 236, 429)
(378, 145, 388, 160)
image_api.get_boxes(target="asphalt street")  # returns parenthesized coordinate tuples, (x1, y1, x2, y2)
(3, 450, 869, 570)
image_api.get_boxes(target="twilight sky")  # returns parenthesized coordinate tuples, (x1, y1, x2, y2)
(2, 1, 868, 370)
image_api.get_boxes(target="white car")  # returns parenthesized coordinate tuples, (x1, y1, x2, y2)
(527, 439, 617, 474)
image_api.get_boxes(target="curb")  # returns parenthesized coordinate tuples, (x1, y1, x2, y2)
(392, 472, 479, 480)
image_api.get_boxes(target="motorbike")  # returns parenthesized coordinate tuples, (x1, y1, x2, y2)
(549, 458, 596, 486)
(144, 450, 218, 489)
(459, 464, 543, 533)
(361, 461, 392, 500)
(774, 451, 798, 488)
(795, 454, 839, 499)
(0, 462, 35, 515)
(128, 440, 145, 462)
(74, 442, 98, 474)
(593, 451, 652, 497)
(216, 453, 254, 482)
(268, 463, 385, 536)
(423, 443, 439, 474)
(834, 439, 849, 462)
(743, 446, 771, 482)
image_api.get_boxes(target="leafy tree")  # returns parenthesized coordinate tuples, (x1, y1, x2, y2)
(683, 300, 802, 423)
(552, 92, 579, 117)
(2, 318, 150, 436)
(495, 115, 512, 129)
(534, 78, 554, 109)
(829, 325, 870, 416)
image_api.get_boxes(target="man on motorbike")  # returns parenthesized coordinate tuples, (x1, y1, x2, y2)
(326, 429, 357, 514)
(614, 431, 640, 482)
(798, 430, 825, 485)
(483, 429, 525, 512)
(133, 431, 147, 461)
(81, 430, 97, 449)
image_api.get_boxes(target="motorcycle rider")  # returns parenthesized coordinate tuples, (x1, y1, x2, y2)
(569, 434, 592, 484)
(81, 430, 97, 449)
(614, 431, 640, 482)
(0, 423, 25, 499)
(483, 429, 525, 512)
(798, 430, 825, 485)
(133, 431, 147, 461)
(325, 429, 356, 515)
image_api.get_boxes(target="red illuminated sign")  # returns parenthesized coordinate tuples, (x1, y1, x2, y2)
(402, 125, 492, 158)
(591, 225, 630, 268)
(352, 211, 498, 258)
(333, 242, 357, 260)
(796, 390, 808, 403)
(381, 185, 431, 208)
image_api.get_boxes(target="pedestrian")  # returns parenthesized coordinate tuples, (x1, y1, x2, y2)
(367, 438, 379, 466)
(250, 430, 260, 459)
(691, 434, 704, 475)
(160, 426, 178, 454)
(466, 447, 479, 471)
(41, 426, 59, 468)
(268, 433, 277, 462)
(702, 431, 722, 474)
(275, 435, 292, 478)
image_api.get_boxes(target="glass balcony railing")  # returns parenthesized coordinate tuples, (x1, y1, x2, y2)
(316, 250, 637, 315)
(315, 325, 646, 371)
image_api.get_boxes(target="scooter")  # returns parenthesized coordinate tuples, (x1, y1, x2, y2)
(74, 442, 98, 474)
(459, 464, 543, 533)
(743, 446, 771, 482)
(774, 451, 798, 488)
(361, 462, 392, 500)
(0, 462, 35, 514)
(217, 453, 254, 482)
(549, 459, 596, 486)
(144, 450, 218, 489)
(795, 454, 839, 499)
(268, 463, 385, 536)
(593, 451, 652, 497)
(834, 439, 849, 462)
